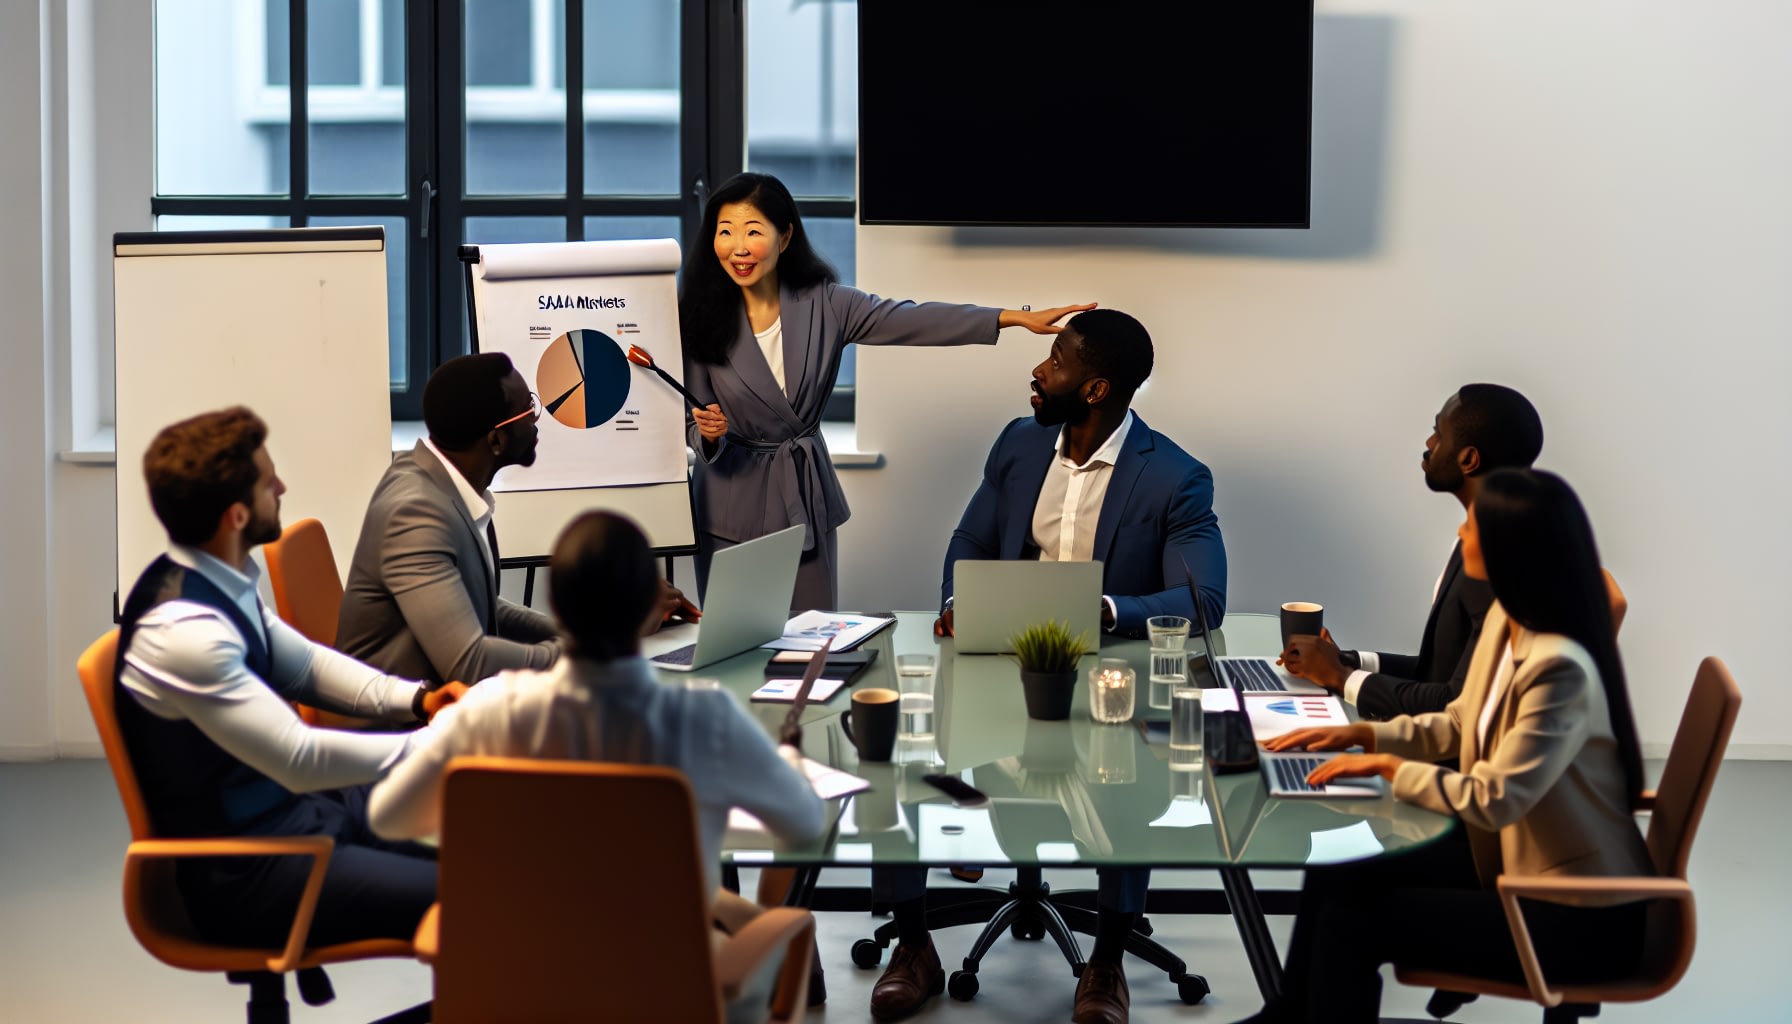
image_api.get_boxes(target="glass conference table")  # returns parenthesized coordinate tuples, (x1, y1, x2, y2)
(682, 612, 1456, 1002)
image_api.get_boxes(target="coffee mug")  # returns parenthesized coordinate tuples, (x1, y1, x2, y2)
(1280, 601, 1324, 649)
(841, 687, 900, 762)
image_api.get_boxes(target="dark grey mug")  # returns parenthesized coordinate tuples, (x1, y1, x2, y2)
(840, 687, 899, 762)
(1280, 602, 1324, 649)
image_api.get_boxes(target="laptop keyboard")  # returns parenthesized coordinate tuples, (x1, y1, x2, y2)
(652, 644, 697, 666)
(1270, 755, 1327, 794)
(1221, 658, 1284, 691)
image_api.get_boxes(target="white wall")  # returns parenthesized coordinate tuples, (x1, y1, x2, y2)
(839, 1, 1792, 757)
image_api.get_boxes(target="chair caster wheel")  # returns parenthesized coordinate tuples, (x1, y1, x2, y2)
(1010, 918, 1045, 941)
(948, 970, 980, 1001)
(851, 938, 883, 969)
(1177, 974, 1210, 1005)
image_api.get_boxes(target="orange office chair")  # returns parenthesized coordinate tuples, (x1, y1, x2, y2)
(1603, 569, 1628, 635)
(1396, 656, 1741, 1023)
(264, 517, 369, 729)
(416, 757, 815, 1024)
(81, 630, 427, 1024)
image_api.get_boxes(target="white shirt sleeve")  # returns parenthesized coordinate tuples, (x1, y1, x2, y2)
(1342, 669, 1373, 706)
(1355, 651, 1381, 674)
(262, 612, 425, 722)
(122, 602, 429, 794)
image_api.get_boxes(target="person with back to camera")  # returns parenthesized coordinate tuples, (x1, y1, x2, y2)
(679, 171, 1095, 610)
(1232, 469, 1654, 1024)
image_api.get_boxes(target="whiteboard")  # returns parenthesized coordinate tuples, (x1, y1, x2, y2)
(464, 239, 696, 556)
(113, 226, 394, 592)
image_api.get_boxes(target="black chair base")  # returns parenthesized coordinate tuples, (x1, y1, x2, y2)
(851, 867, 1210, 1006)
(1389, 993, 1599, 1024)
(223, 970, 430, 1024)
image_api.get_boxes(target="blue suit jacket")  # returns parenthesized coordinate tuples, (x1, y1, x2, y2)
(941, 415, 1227, 638)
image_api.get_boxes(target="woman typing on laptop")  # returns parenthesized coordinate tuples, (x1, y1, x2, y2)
(1231, 469, 1652, 1024)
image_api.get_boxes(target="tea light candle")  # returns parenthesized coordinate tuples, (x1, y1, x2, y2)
(1089, 659, 1135, 723)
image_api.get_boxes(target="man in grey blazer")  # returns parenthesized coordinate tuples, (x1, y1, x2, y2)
(336, 354, 563, 687)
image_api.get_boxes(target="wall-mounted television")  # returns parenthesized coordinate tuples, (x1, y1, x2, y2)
(858, 1, 1314, 228)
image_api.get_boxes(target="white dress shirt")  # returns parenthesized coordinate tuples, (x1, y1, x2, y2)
(421, 436, 496, 578)
(120, 544, 431, 793)
(754, 316, 786, 395)
(1032, 410, 1133, 627)
(369, 655, 825, 897)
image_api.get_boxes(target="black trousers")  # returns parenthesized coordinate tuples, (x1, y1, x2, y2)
(1274, 829, 1646, 1024)
(181, 783, 437, 948)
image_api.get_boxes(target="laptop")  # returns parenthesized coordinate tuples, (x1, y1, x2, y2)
(643, 524, 803, 672)
(1185, 587, 1325, 697)
(950, 560, 1103, 655)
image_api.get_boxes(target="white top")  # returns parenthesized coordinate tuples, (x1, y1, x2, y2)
(368, 655, 825, 896)
(1031, 411, 1134, 628)
(120, 544, 431, 793)
(421, 435, 496, 577)
(754, 316, 786, 395)
(1477, 637, 1519, 750)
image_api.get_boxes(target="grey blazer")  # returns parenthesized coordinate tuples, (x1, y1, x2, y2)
(335, 442, 560, 687)
(685, 282, 1000, 550)
(1370, 602, 1653, 896)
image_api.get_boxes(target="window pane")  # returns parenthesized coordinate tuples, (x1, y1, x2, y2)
(583, 0, 680, 195)
(311, 2, 404, 195)
(308, 0, 360, 86)
(312, 217, 408, 389)
(804, 216, 856, 386)
(467, 0, 533, 86)
(746, 0, 857, 197)
(157, 1, 288, 195)
(154, 215, 290, 231)
(266, 0, 290, 86)
(464, 217, 566, 245)
(381, 0, 405, 87)
(582, 216, 681, 243)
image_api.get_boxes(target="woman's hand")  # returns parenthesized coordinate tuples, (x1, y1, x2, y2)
(1263, 722, 1376, 753)
(999, 302, 1099, 335)
(1306, 752, 1404, 786)
(691, 403, 728, 441)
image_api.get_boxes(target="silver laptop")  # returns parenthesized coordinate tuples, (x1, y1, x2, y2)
(1258, 749, 1381, 799)
(1187, 591, 1326, 697)
(643, 524, 803, 672)
(951, 560, 1103, 655)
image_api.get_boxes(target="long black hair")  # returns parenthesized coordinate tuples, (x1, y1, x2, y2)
(1474, 468, 1644, 807)
(679, 173, 838, 366)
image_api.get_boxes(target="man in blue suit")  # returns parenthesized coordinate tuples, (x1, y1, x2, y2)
(934, 309, 1226, 641)
(871, 310, 1227, 1024)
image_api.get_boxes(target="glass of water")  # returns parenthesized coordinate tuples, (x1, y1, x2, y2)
(895, 654, 937, 738)
(1147, 615, 1191, 710)
(1169, 686, 1203, 772)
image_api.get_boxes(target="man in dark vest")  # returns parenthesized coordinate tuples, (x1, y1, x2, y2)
(116, 406, 463, 946)
(1278, 384, 1543, 719)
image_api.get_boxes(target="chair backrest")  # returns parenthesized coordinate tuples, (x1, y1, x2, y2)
(433, 757, 724, 1024)
(1646, 656, 1741, 879)
(264, 517, 344, 648)
(79, 629, 156, 841)
(1603, 568, 1628, 635)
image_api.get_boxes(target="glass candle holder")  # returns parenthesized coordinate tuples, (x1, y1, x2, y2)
(1089, 658, 1136, 723)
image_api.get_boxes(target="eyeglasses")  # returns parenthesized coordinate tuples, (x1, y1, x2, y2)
(492, 391, 540, 431)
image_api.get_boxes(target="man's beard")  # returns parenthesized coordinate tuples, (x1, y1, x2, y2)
(245, 510, 283, 546)
(1033, 388, 1088, 427)
(1423, 454, 1464, 494)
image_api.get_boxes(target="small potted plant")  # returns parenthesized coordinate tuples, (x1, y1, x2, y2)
(1009, 620, 1091, 720)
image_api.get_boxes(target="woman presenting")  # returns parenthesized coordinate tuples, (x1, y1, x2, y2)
(1236, 469, 1653, 1024)
(679, 172, 1092, 609)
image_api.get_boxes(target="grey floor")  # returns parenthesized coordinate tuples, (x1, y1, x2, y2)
(2, 759, 1786, 1023)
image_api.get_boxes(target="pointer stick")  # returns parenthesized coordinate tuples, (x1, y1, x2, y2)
(625, 344, 708, 411)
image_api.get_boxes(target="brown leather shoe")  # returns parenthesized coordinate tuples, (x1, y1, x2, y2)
(1072, 960, 1130, 1024)
(869, 939, 944, 1022)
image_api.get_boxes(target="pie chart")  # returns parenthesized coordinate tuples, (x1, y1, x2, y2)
(537, 329, 631, 429)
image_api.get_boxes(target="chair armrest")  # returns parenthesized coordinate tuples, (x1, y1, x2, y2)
(410, 903, 440, 963)
(1635, 789, 1657, 812)
(713, 907, 815, 1019)
(1494, 873, 1692, 1008)
(125, 835, 335, 973)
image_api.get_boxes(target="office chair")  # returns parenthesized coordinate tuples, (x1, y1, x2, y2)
(264, 517, 370, 729)
(80, 629, 428, 1024)
(1396, 656, 1740, 1023)
(417, 756, 815, 1024)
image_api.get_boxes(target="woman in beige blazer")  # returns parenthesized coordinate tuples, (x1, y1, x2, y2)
(1236, 469, 1653, 1024)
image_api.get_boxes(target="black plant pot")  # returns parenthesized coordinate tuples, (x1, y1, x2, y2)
(1019, 669, 1077, 721)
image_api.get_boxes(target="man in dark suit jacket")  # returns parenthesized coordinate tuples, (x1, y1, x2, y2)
(336, 354, 565, 686)
(1280, 384, 1543, 721)
(876, 310, 1226, 1024)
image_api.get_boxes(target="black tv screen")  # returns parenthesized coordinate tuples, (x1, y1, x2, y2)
(858, 0, 1314, 227)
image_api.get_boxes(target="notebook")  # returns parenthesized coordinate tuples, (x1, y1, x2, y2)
(951, 560, 1103, 654)
(642, 524, 803, 672)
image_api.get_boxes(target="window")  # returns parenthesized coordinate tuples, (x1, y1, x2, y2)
(153, 0, 859, 421)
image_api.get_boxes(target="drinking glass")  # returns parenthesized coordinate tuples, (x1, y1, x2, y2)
(1147, 615, 1191, 710)
(895, 653, 937, 738)
(1169, 687, 1203, 772)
